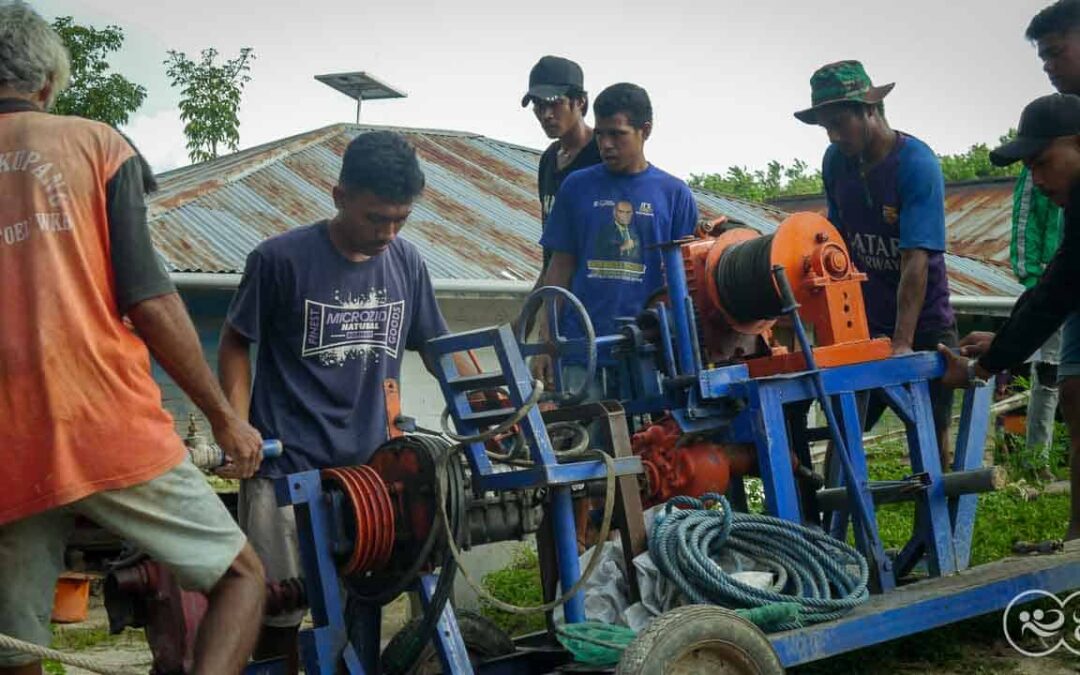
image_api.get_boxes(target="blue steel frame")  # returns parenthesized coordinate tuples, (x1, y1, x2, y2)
(274, 473, 480, 675)
(263, 233, 1075, 672)
(425, 324, 643, 624)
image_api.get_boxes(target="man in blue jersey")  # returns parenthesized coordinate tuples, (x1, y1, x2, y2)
(796, 61, 957, 468)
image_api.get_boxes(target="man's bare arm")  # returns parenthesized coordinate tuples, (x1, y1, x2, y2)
(128, 293, 262, 477)
(893, 248, 929, 354)
(218, 322, 255, 421)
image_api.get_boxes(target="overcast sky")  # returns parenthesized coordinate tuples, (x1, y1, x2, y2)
(32, 0, 1057, 180)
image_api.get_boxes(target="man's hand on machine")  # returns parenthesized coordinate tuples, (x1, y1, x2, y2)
(958, 331, 995, 358)
(210, 412, 264, 479)
(937, 342, 993, 390)
(530, 354, 554, 393)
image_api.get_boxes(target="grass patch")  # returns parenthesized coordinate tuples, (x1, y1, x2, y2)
(50, 625, 146, 651)
(862, 440, 1070, 565)
(478, 546, 546, 637)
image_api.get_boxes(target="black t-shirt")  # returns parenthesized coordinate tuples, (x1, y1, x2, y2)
(538, 139, 602, 268)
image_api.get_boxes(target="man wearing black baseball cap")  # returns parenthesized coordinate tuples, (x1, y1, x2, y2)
(940, 93, 1080, 539)
(522, 56, 600, 275)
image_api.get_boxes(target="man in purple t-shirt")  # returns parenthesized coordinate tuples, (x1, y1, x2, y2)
(218, 131, 475, 672)
(795, 60, 957, 467)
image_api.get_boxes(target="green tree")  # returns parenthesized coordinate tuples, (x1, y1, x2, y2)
(691, 131, 1022, 203)
(49, 17, 146, 126)
(689, 159, 823, 203)
(938, 130, 1021, 182)
(164, 47, 255, 163)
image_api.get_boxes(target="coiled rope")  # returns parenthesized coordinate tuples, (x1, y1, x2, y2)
(650, 493, 869, 631)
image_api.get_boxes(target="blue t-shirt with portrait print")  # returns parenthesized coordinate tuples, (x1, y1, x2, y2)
(823, 131, 954, 337)
(226, 221, 448, 477)
(540, 163, 698, 342)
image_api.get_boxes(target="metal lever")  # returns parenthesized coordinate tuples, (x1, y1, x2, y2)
(770, 264, 894, 585)
(189, 438, 283, 470)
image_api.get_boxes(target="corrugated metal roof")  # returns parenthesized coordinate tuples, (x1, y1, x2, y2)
(942, 177, 1015, 269)
(149, 125, 1023, 297)
(150, 123, 545, 282)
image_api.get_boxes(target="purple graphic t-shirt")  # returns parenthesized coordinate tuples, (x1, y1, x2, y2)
(823, 132, 954, 337)
(226, 222, 448, 476)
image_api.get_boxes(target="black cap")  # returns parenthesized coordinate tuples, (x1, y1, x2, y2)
(990, 94, 1080, 166)
(521, 56, 584, 108)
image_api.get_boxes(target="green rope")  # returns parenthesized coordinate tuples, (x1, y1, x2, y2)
(556, 604, 801, 666)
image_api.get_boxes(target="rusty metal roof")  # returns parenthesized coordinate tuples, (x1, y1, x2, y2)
(942, 177, 1015, 269)
(149, 125, 1023, 297)
(150, 123, 545, 283)
(768, 177, 1019, 272)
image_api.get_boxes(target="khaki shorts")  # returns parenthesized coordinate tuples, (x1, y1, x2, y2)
(0, 459, 247, 667)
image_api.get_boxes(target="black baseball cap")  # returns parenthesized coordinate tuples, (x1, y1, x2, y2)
(990, 94, 1080, 166)
(521, 56, 584, 108)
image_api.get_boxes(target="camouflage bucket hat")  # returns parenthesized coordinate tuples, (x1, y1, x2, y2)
(794, 60, 895, 124)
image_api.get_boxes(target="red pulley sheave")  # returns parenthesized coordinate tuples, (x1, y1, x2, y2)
(321, 465, 396, 577)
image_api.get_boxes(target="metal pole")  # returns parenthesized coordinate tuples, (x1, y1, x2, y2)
(356, 95, 362, 123)
(550, 486, 585, 622)
(661, 243, 698, 376)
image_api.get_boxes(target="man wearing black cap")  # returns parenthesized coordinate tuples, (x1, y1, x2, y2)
(522, 56, 601, 275)
(940, 93, 1080, 539)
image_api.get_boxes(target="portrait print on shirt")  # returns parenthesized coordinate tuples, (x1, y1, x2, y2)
(587, 199, 648, 281)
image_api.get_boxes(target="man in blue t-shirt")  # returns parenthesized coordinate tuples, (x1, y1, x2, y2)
(218, 131, 473, 672)
(535, 82, 698, 398)
(795, 61, 957, 467)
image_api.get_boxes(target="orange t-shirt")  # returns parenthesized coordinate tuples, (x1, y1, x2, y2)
(0, 108, 185, 525)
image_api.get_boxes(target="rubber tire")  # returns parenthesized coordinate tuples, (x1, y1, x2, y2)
(615, 605, 784, 675)
(380, 609, 515, 675)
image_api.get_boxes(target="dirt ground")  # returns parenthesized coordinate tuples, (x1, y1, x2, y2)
(48, 592, 1080, 674)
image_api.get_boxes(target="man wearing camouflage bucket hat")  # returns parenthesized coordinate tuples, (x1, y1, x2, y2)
(797, 60, 958, 470)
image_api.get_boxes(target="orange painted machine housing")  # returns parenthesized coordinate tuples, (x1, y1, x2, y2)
(681, 212, 891, 377)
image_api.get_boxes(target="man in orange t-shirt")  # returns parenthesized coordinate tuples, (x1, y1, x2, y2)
(0, 6, 265, 674)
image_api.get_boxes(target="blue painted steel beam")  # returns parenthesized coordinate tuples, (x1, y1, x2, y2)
(837, 392, 894, 591)
(275, 472, 366, 675)
(770, 553, 1080, 666)
(661, 242, 698, 376)
(699, 351, 944, 402)
(950, 385, 993, 570)
(419, 574, 475, 674)
(750, 385, 802, 521)
(903, 379, 957, 576)
(550, 485, 586, 622)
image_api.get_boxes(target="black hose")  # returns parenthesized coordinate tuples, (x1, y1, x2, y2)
(381, 436, 467, 675)
(714, 233, 783, 322)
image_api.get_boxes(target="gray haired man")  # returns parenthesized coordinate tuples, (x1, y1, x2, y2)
(0, 4, 265, 673)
